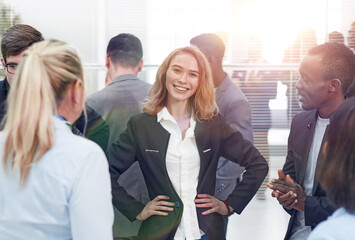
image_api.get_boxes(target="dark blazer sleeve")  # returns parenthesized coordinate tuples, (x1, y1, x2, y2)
(73, 105, 110, 153)
(108, 117, 145, 222)
(218, 115, 269, 214)
(282, 139, 297, 181)
(304, 193, 334, 227)
(282, 111, 303, 181)
(282, 123, 298, 216)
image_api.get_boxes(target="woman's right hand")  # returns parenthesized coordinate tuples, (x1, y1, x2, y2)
(136, 195, 175, 221)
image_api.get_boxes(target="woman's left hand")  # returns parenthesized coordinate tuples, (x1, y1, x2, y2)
(194, 194, 233, 215)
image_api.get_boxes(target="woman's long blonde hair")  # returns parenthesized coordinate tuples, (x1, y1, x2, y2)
(143, 46, 218, 121)
(2, 39, 84, 186)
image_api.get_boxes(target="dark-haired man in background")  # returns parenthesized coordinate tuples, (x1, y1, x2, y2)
(190, 33, 253, 234)
(87, 33, 151, 239)
(267, 42, 355, 240)
(0, 24, 43, 126)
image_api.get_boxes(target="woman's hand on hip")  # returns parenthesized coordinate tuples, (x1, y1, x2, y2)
(136, 195, 174, 221)
(194, 194, 233, 215)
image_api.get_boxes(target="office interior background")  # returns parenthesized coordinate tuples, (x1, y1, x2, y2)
(1, 0, 355, 239)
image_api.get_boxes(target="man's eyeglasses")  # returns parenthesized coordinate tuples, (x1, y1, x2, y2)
(4, 62, 18, 74)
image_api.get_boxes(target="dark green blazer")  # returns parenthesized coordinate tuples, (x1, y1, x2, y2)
(108, 112, 268, 240)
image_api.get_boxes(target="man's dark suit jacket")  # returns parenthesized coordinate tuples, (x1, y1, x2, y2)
(108, 112, 268, 240)
(0, 78, 10, 128)
(282, 109, 335, 240)
(73, 104, 109, 153)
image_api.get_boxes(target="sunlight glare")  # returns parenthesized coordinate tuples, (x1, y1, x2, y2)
(241, 0, 318, 64)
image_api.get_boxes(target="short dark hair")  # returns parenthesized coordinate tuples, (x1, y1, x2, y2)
(1, 24, 43, 61)
(317, 97, 355, 212)
(308, 42, 355, 95)
(106, 33, 143, 67)
(190, 33, 225, 63)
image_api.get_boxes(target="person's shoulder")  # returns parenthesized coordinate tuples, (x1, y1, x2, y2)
(86, 86, 109, 102)
(60, 128, 104, 153)
(308, 221, 335, 239)
(291, 109, 315, 124)
(219, 76, 248, 101)
(309, 213, 355, 240)
(137, 78, 151, 87)
(57, 131, 106, 168)
(199, 113, 226, 128)
(130, 112, 155, 123)
(38, 127, 107, 181)
(0, 79, 7, 96)
(53, 119, 104, 154)
(135, 78, 151, 92)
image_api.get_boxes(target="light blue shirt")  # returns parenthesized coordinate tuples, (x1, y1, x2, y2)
(0, 117, 113, 240)
(308, 208, 355, 240)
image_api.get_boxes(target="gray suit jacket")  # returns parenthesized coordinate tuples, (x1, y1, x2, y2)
(87, 74, 151, 237)
(215, 75, 253, 200)
(87, 74, 151, 148)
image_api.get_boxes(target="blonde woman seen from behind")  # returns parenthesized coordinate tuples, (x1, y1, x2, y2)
(0, 40, 113, 240)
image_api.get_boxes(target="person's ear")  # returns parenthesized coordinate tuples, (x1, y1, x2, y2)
(329, 78, 342, 93)
(71, 79, 84, 105)
(105, 54, 110, 69)
(137, 59, 144, 73)
(207, 56, 214, 67)
(1, 58, 5, 69)
(105, 72, 112, 86)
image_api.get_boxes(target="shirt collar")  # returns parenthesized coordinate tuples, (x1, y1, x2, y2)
(53, 116, 72, 132)
(111, 74, 139, 83)
(157, 107, 176, 123)
(157, 107, 196, 137)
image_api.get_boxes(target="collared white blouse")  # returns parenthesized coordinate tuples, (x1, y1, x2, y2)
(157, 107, 202, 240)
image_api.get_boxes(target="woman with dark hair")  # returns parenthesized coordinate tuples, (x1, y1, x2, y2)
(308, 97, 355, 240)
(108, 46, 268, 240)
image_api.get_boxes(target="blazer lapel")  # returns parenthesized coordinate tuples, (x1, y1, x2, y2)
(298, 111, 318, 186)
(194, 119, 212, 189)
(312, 124, 329, 195)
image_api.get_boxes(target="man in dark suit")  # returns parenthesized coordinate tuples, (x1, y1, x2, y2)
(86, 33, 151, 239)
(267, 42, 355, 239)
(0, 24, 43, 126)
(0, 25, 108, 151)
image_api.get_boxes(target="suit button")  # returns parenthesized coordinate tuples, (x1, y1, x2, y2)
(174, 201, 180, 208)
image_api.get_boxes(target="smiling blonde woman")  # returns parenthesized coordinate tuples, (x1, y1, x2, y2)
(108, 46, 268, 240)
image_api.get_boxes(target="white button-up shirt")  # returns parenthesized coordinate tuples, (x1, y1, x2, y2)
(157, 107, 202, 240)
